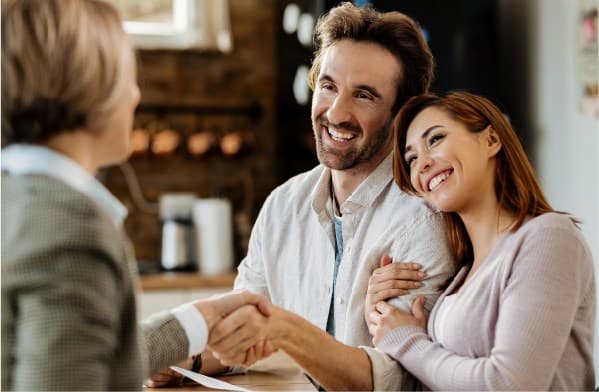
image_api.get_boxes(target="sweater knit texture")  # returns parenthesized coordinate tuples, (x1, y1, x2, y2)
(378, 212, 596, 390)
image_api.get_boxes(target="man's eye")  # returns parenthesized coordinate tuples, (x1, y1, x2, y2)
(357, 92, 373, 100)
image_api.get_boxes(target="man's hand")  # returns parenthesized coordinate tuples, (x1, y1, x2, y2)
(368, 296, 427, 346)
(194, 289, 272, 331)
(364, 255, 425, 328)
(207, 304, 274, 366)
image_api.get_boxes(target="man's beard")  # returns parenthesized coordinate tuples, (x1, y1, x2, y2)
(313, 117, 393, 171)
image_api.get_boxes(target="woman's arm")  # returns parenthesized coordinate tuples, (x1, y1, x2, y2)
(374, 226, 594, 390)
(8, 249, 122, 390)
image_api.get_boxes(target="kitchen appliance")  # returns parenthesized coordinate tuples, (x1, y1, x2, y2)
(193, 198, 234, 275)
(160, 193, 197, 271)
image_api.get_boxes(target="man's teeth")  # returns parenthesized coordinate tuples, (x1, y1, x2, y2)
(428, 171, 451, 191)
(328, 128, 355, 141)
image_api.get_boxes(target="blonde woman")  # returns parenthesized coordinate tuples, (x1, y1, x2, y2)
(1, 1, 268, 390)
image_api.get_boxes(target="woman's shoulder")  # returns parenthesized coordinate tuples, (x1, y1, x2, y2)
(4, 174, 109, 229)
(2, 174, 124, 264)
(517, 212, 581, 239)
(511, 212, 593, 268)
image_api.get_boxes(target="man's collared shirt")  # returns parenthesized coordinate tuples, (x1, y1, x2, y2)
(235, 153, 455, 390)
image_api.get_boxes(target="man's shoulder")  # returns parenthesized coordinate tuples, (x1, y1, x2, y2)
(265, 165, 325, 207)
(383, 186, 444, 226)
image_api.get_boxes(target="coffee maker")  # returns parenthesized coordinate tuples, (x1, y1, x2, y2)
(159, 193, 196, 271)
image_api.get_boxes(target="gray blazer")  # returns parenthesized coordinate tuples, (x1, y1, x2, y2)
(1, 173, 189, 390)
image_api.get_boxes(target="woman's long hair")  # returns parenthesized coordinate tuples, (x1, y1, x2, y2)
(392, 91, 573, 267)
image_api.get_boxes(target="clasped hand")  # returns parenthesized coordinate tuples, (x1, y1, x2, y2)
(145, 290, 275, 387)
(207, 301, 275, 366)
(197, 289, 276, 366)
(365, 255, 428, 346)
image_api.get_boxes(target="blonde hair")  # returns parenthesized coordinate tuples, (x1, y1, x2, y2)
(1, 0, 136, 145)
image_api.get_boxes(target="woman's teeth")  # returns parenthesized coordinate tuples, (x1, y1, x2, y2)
(428, 171, 451, 191)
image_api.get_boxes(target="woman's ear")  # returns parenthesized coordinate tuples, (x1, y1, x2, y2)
(485, 125, 502, 158)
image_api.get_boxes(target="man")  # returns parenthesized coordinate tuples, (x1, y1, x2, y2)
(152, 3, 454, 390)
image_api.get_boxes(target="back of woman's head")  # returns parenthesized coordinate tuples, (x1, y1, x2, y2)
(393, 91, 560, 264)
(1, 0, 134, 146)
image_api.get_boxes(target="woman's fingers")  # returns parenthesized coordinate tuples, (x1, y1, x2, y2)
(368, 278, 421, 293)
(373, 263, 425, 281)
(144, 367, 184, 387)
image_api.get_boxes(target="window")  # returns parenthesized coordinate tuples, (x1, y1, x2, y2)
(109, 0, 232, 51)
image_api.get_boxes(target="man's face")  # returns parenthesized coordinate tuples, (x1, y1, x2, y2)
(311, 40, 401, 172)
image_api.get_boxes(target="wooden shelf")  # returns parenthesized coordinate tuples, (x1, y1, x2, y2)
(140, 272, 236, 291)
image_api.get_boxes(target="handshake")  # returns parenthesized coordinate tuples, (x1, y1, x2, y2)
(147, 290, 279, 387)
(195, 290, 277, 365)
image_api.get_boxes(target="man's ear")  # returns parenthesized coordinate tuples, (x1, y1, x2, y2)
(484, 125, 502, 158)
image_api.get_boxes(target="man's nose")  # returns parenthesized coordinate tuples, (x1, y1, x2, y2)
(326, 93, 352, 125)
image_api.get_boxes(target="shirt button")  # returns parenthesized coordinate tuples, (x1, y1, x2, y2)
(337, 297, 344, 305)
(327, 286, 332, 294)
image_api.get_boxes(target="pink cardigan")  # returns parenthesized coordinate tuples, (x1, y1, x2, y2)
(378, 212, 596, 390)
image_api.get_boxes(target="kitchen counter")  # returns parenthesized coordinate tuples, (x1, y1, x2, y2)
(140, 272, 237, 291)
(145, 352, 316, 391)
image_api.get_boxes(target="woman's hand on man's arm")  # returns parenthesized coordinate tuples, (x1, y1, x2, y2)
(364, 255, 425, 329)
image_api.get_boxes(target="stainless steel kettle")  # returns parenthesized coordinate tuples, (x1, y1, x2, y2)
(159, 194, 196, 271)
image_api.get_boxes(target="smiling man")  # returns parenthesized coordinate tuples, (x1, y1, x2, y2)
(151, 3, 455, 390)
(225, 3, 455, 390)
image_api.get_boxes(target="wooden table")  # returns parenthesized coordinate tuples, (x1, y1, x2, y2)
(146, 352, 316, 391)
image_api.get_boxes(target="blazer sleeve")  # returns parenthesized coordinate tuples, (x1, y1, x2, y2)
(8, 249, 123, 391)
(140, 311, 189, 376)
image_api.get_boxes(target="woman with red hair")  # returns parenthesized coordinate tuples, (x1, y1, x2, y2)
(367, 91, 595, 390)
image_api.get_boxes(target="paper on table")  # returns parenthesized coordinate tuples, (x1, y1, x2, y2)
(169, 366, 251, 392)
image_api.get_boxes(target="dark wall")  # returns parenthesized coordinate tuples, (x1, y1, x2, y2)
(276, 0, 504, 181)
(370, 0, 502, 102)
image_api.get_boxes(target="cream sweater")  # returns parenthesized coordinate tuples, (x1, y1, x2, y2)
(378, 213, 596, 390)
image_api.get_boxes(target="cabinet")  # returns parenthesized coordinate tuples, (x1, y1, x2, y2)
(137, 273, 235, 319)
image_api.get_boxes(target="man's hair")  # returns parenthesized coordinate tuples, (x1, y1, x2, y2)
(308, 2, 434, 114)
(1, 0, 135, 145)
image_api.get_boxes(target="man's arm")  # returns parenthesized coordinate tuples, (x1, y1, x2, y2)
(209, 305, 373, 391)
(386, 211, 455, 314)
(209, 214, 453, 391)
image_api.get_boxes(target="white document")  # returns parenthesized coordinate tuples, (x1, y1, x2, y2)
(170, 366, 252, 392)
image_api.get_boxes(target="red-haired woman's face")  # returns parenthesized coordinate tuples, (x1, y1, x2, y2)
(403, 107, 500, 213)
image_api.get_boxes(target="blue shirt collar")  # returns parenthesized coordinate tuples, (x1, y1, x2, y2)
(1, 144, 128, 228)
